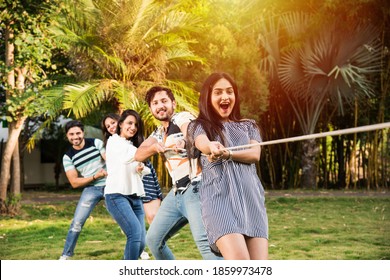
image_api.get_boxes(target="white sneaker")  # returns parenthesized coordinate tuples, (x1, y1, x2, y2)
(140, 251, 150, 260)
(59, 255, 71, 260)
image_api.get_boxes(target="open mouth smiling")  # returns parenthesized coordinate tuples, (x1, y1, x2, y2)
(220, 103, 230, 110)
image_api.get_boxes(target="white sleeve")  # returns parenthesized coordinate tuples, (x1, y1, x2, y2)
(172, 112, 196, 131)
(94, 138, 106, 155)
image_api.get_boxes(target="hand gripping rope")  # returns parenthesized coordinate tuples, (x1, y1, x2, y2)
(166, 122, 390, 155)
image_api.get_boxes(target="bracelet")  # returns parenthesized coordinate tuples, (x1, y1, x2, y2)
(228, 150, 233, 161)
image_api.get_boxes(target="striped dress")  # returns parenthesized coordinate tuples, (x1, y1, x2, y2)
(142, 161, 163, 203)
(192, 120, 268, 254)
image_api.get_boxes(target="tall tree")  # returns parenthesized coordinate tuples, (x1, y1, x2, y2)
(0, 0, 64, 214)
(51, 0, 208, 191)
(176, 0, 270, 121)
(56, 0, 204, 122)
(258, 11, 382, 188)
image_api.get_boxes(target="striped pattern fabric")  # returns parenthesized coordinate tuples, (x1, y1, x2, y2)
(150, 112, 198, 193)
(142, 161, 163, 203)
(63, 138, 106, 187)
(192, 120, 268, 254)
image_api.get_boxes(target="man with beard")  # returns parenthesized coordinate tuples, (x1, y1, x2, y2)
(135, 86, 220, 260)
(59, 120, 107, 260)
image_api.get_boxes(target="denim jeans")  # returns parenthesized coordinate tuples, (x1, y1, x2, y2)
(105, 193, 146, 260)
(146, 181, 222, 260)
(61, 185, 105, 257)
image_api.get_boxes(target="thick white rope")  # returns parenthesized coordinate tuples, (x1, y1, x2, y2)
(164, 122, 390, 153)
(227, 122, 390, 150)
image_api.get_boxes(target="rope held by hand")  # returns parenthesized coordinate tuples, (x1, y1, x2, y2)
(225, 122, 390, 151)
(164, 122, 390, 155)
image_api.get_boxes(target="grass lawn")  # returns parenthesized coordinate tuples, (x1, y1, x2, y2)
(0, 191, 389, 260)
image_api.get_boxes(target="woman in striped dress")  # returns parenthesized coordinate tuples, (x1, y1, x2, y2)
(187, 72, 268, 260)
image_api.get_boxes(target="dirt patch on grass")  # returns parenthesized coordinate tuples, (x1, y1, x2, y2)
(21, 191, 81, 204)
(266, 190, 390, 198)
(20, 189, 389, 204)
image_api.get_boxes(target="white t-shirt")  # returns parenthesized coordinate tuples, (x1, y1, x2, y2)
(105, 134, 150, 196)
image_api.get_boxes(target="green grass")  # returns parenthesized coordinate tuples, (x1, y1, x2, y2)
(0, 194, 388, 260)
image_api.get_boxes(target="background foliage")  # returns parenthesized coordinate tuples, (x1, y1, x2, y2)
(0, 0, 389, 215)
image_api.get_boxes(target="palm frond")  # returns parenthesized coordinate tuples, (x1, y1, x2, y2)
(278, 49, 306, 94)
(325, 24, 382, 104)
(258, 16, 280, 78)
(25, 117, 58, 152)
(166, 45, 204, 67)
(280, 11, 310, 37)
(127, 0, 155, 39)
(25, 86, 66, 151)
(279, 17, 382, 108)
(92, 45, 128, 77)
(63, 80, 119, 118)
(57, 0, 205, 121)
(164, 79, 199, 116)
(30, 86, 65, 118)
(114, 83, 142, 111)
(159, 9, 204, 36)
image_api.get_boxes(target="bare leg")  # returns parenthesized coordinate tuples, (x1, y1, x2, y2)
(216, 233, 250, 260)
(143, 198, 161, 225)
(246, 237, 268, 260)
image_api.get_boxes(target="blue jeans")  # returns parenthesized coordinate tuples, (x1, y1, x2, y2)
(61, 185, 105, 257)
(146, 181, 222, 260)
(105, 193, 146, 260)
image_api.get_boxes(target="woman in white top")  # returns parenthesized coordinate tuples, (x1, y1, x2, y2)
(102, 113, 163, 225)
(105, 109, 150, 260)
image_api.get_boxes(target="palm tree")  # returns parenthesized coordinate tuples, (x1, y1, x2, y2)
(258, 12, 382, 188)
(55, 0, 204, 123)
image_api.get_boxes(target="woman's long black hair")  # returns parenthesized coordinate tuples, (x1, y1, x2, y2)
(197, 72, 241, 143)
(117, 109, 145, 148)
(101, 113, 120, 147)
(187, 72, 242, 160)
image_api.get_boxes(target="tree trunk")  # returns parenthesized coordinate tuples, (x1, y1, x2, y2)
(336, 136, 346, 189)
(300, 139, 319, 189)
(8, 140, 22, 215)
(20, 145, 25, 191)
(320, 118, 328, 189)
(351, 99, 358, 190)
(11, 140, 21, 195)
(1, 24, 27, 214)
(0, 119, 26, 213)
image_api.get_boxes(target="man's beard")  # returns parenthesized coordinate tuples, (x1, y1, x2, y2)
(72, 138, 83, 147)
(155, 115, 170, 122)
(154, 107, 173, 122)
